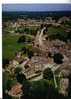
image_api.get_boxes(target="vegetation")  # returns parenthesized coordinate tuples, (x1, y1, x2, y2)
(3, 58, 9, 69)
(43, 68, 53, 80)
(3, 24, 71, 60)
(3, 71, 17, 91)
(15, 27, 38, 36)
(18, 35, 26, 43)
(53, 53, 64, 64)
(17, 35, 33, 43)
(47, 26, 70, 42)
(21, 45, 34, 58)
(15, 67, 22, 75)
(3, 14, 71, 99)
(21, 79, 66, 99)
(3, 34, 24, 60)
(3, 33, 34, 60)
(16, 72, 27, 84)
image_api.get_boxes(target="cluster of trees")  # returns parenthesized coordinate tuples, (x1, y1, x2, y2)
(3, 71, 17, 96)
(21, 79, 66, 99)
(3, 58, 9, 69)
(21, 45, 34, 59)
(53, 53, 64, 64)
(3, 67, 23, 99)
(64, 20, 71, 26)
(48, 32, 71, 42)
(15, 66, 67, 99)
(42, 24, 71, 43)
(47, 26, 71, 42)
(48, 52, 64, 64)
(43, 68, 53, 80)
(17, 35, 33, 44)
(15, 27, 38, 36)
(14, 68, 66, 99)
(3, 65, 70, 99)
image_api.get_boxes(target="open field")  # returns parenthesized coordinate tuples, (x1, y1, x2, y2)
(3, 34, 24, 59)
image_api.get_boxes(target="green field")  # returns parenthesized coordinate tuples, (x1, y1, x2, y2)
(3, 25, 70, 60)
(3, 34, 24, 60)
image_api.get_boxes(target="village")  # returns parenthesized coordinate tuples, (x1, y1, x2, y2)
(3, 16, 71, 99)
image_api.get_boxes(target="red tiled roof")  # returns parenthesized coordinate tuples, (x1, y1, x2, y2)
(8, 83, 23, 96)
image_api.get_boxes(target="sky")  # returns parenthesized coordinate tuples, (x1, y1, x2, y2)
(2, 4, 71, 12)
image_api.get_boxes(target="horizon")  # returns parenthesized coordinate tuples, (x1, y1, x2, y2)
(2, 10, 71, 12)
(2, 4, 71, 12)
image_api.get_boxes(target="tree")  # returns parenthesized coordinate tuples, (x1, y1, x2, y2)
(3, 92, 12, 99)
(68, 73, 71, 98)
(3, 58, 9, 69)
(67, 32, 71, 42)
(3, 71, 17, 91)
(21, 47, 27, 54)
(21, 45, 34, 58)
(16, 72, 27, 84)
(21, 79, 66, 99)
(27, 50, 34, 59)
(15, 67, 22, 75)
(53, 53, 64, 64)
(43, 68, 53, 80)
(17, 35, 26, 43)
(40, 24, 44, 29)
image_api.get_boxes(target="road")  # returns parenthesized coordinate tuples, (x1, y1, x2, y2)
(38, 27, 46, 47)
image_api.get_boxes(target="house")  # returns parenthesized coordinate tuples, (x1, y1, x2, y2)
(8, 83, 23, 98)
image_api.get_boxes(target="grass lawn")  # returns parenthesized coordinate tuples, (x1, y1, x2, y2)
(48, 26, 65, 35)
(3, 33, 24, 60)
